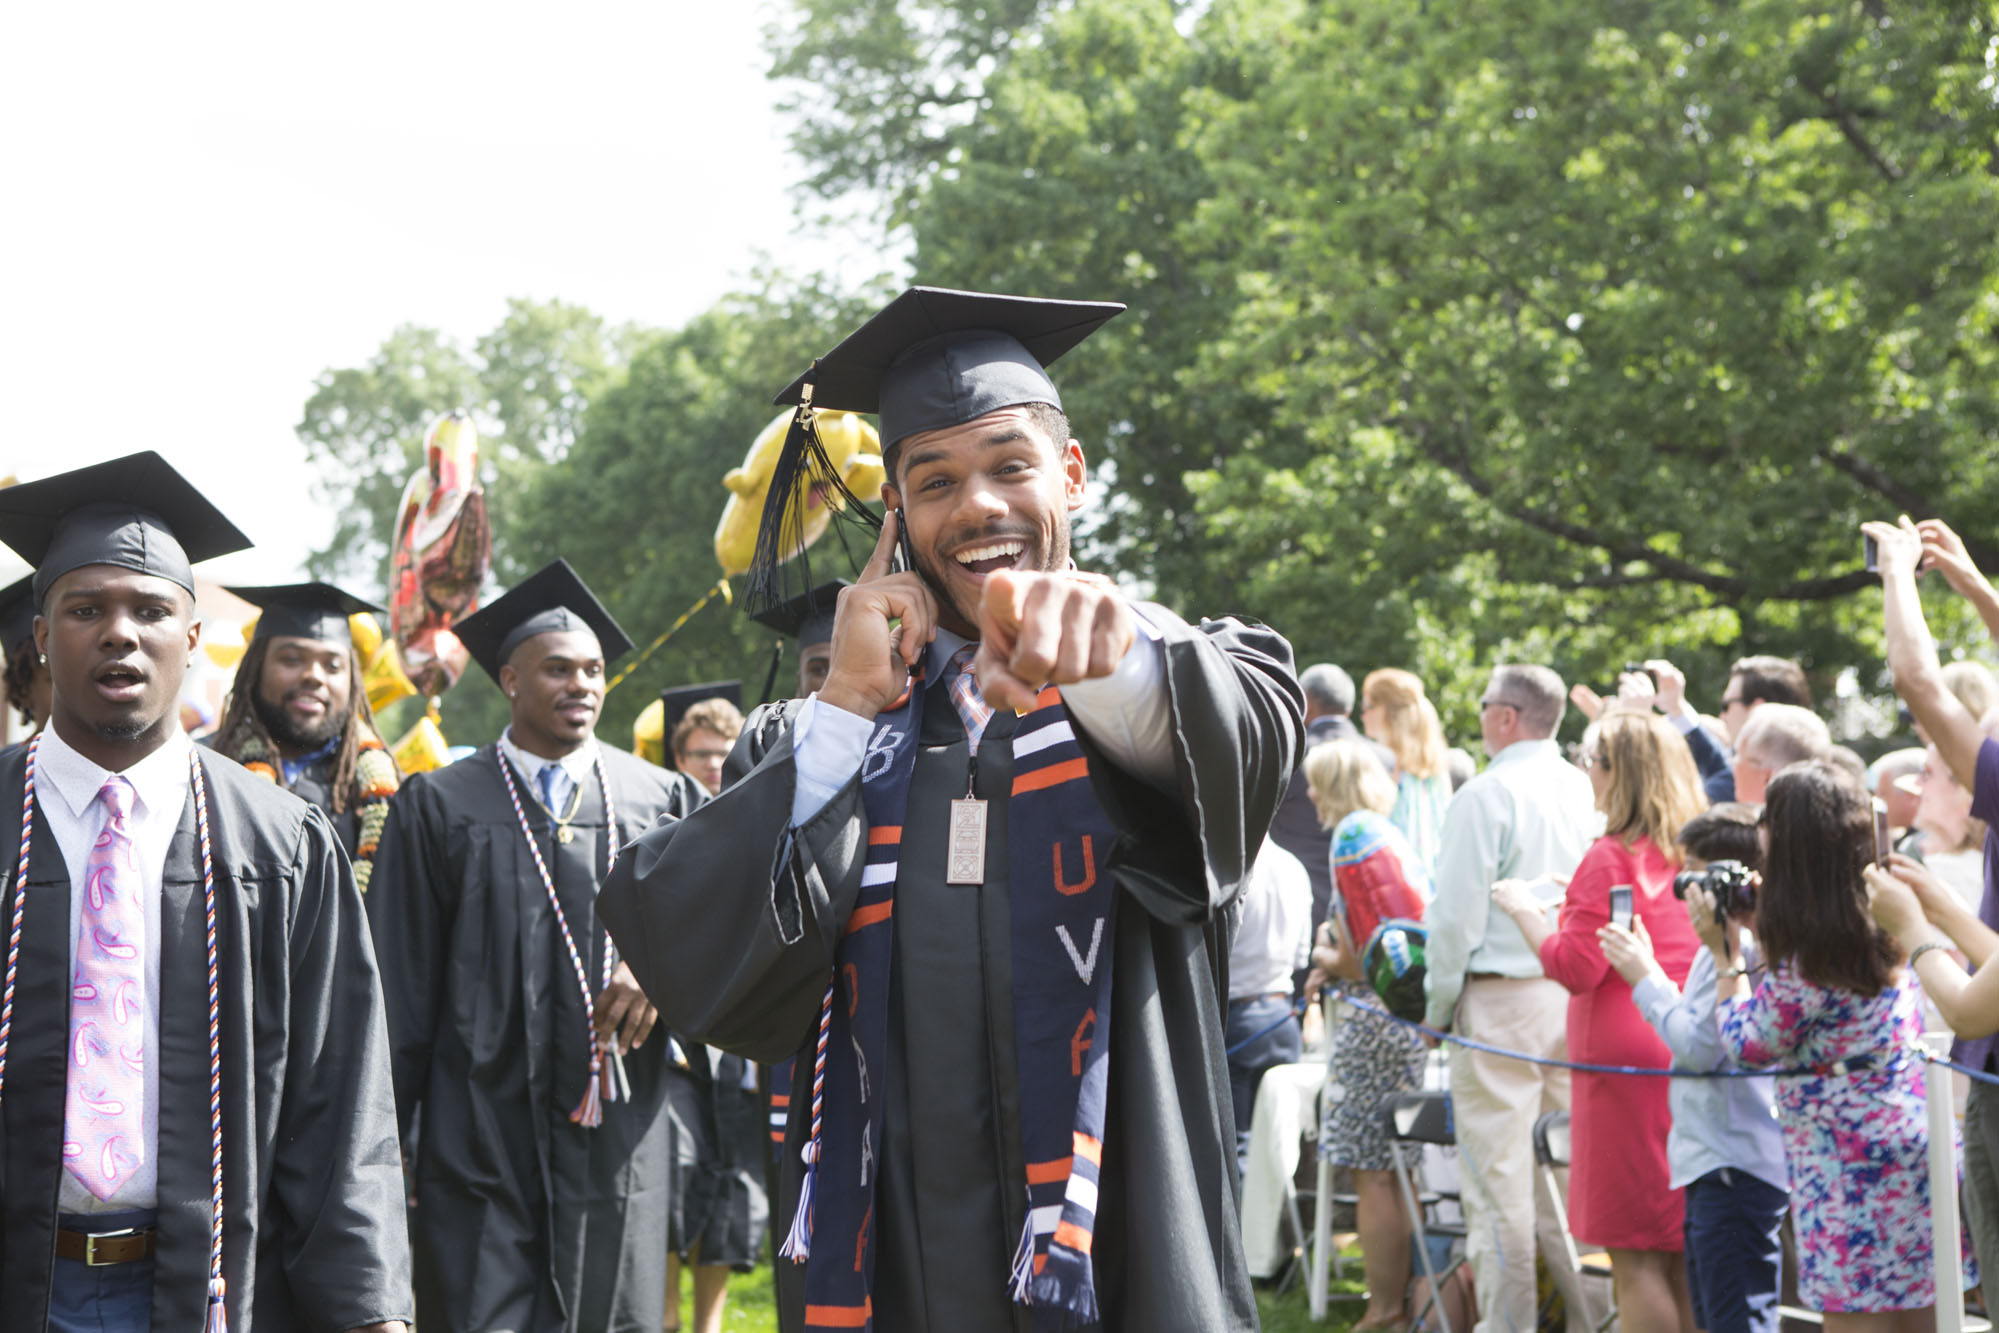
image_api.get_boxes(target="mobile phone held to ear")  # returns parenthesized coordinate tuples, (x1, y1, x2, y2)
(1864, 532, 1880, 573)
(891, 508, 917, 575)
(1873, 797, 1893, 865)
(1609, 885, 1634, 931)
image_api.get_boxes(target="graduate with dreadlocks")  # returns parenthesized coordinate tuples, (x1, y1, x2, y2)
(364, 559, 708, 1333)
(599, 288, 1304, 1333)
(210, 583, 399, 890)
(0, 452, 410, 1332)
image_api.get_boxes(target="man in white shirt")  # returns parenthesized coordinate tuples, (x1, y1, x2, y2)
(0, 452, 410, 1332)
(1225, 836, 1312, 1174)
(1424, 664, 1600, 1333)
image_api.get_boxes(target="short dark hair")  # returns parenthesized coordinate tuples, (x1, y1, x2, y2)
(1730, 655, 1811, 709)
(883, 402, 1071, 487)
(1676, 802, 1762, 870)
(1756, 760, 1897, 996)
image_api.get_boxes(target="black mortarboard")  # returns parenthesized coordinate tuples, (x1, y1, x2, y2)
(749, 288, 1123, 621)
(775, 287, 1125, 450)
(228, 582, 384, 647)
(453, 559, 634, 684)
(0, 452, 253, 607)
(659, 680, 742, 767)
(0, 575, 36, 650)
(748, 579, 848, 649)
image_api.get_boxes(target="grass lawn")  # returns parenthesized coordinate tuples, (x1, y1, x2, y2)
(692, 1252, 1369, 1332)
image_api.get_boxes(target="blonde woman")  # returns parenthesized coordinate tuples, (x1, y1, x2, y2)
(1306, 739, 1432, 1333)
(1494, 712, 1709, 1333)
(1360, 668, 1453, 869)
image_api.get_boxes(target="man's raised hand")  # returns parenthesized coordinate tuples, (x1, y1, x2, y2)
(816, 509, 939, 720)
(974, 569, 1135, 713)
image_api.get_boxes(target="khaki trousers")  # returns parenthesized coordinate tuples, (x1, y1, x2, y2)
(1447, 976, 1597, 1333)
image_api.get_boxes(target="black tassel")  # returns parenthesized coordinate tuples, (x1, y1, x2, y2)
(743, 374, 888, 622)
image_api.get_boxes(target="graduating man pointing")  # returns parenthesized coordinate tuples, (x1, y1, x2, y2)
(599, 288, 1304, 1333)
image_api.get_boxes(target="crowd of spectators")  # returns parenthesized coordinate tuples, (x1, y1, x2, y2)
(1245, 513, 1999, 1333)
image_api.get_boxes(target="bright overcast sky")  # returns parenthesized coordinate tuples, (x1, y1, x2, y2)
(0, 2, 876, 586)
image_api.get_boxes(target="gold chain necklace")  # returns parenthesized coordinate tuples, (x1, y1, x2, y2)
(529, 773, 587, 843)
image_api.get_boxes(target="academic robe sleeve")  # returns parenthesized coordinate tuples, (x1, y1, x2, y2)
(1067, 609, 1304, 927)
(364, 772, 453, 1135)
(270, 805, 414, 1326)
(598, 702, 871, 1063)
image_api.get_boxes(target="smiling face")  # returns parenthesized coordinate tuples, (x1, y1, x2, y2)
(880, 405, 1088, 638)
(499, 628, 605, 759)
(37, 564, 199, 765)
(251, 634, 353, 756)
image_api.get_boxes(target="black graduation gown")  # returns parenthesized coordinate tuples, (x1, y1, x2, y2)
(289, 759, 359, 860)
(663, 1047, 768, 1270)
(0, 745, 413, 1331)
(599, 610, 1303, 1333)
(366, 743, 705, 1333)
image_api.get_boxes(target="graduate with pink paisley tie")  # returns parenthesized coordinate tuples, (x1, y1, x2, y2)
(0, 454, 410, 1333)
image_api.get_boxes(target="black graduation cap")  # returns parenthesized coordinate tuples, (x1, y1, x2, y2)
(774, 286, 1125, 450)
(0, 574, 36, 650)
(453, 559, 634, 684)
(658, 680, 742, 764)
(0, 452, 253, 607)
(229, 582, 383, 647)
(748, 579, 848, 649)
(749, 288, 1123, 620)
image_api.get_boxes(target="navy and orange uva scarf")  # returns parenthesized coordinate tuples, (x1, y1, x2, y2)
(780, 663, 1121, 1331)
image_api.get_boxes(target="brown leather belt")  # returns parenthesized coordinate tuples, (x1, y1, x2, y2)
(55, 1226, 156, 1266)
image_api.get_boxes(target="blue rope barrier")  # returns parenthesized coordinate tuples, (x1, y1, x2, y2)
(1323, 989, 1928, 1081)
(1225, 987, 1999, 1088)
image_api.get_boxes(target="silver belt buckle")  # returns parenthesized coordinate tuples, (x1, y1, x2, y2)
(84, 1226, 137, 1266)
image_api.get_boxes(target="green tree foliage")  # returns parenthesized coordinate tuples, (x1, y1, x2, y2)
(765, 0, 1999, 739)
(297, 298, 626, 588)
(504, 278, 884, 747)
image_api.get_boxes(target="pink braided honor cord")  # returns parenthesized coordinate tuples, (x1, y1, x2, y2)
(189, 748, 227, 1332)
(0, 731, 41, 1094)
(496, 752, 622, 1126)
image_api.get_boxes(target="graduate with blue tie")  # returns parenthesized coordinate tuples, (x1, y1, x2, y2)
(364, 558, 707, 1333)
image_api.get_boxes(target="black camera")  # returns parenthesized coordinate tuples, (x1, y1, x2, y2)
(1671, 859, 1756, 922)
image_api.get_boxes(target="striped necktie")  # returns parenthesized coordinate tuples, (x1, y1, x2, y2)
(944, 643, 993, 755)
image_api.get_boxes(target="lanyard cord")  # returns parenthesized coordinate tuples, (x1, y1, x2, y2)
(495, 750, 621, 1126)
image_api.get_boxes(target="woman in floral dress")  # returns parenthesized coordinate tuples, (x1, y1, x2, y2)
(1718, 761, 1975, 1324)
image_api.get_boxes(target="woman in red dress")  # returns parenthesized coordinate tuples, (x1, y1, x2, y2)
(1494, 709, 1708, 1333)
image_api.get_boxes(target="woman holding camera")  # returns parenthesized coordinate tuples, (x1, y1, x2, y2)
(1721, 761, 1973, 1326)
(1494, 711, 1706, 1333)
(1305, 739, 1433, 1333)
(1360, 668, 1453, 870)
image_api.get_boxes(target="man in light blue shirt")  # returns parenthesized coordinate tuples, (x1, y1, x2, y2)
(1424, 664, 1600, 1333)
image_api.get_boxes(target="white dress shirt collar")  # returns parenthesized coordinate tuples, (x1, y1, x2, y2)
(498, 727, 598, 787)
(36, 723, 193, 827)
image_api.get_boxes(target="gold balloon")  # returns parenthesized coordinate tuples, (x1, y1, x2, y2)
(632, 696, 665, 766)
(363, 642, 420, 715)
(391, 714, 451, 774)
(713, 409, 885, 577)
